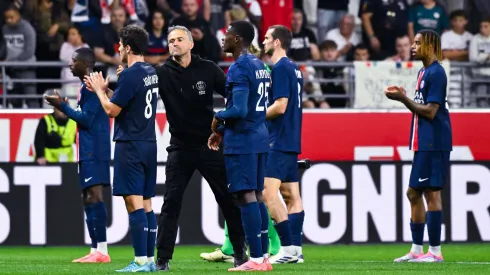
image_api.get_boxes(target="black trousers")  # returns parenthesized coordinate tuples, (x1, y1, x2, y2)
(157, 146, 245, 260)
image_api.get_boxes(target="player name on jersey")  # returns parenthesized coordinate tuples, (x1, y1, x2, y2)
(255, 69, 270, 79)
(143, 75, 159, 87)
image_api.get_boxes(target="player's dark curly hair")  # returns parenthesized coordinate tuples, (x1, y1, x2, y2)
(418, 29, 443, 62)
(119, 25, 149, 56)
(230, 21, 255, 47)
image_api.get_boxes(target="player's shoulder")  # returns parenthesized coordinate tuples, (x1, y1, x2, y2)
(428, 62, 447, 77)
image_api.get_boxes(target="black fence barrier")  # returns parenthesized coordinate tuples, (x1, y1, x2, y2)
(0, 162, 489, 246)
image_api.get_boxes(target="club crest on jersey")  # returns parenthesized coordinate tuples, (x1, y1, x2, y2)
(196, 81, 206, 95)
(414, 91, 425, 104)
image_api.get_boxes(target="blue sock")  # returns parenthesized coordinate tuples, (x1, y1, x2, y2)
(146, 211, 157, 258)
(288, 211, 304, 246)
(258, 202, 269, 256)
(410, 220, 425, 246)
(274, 220, 293, 246)
(91, 202, 107, 243)
(128, 209, 148, 257)
(240, 202, 263, 259)
(84, 205, 97, 249)
(427, 211, 442, 247)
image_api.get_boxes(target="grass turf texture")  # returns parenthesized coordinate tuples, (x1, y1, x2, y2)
(0, 244, 489, 274)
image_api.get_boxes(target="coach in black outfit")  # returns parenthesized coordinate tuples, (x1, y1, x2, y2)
(153, 25, 247, 271)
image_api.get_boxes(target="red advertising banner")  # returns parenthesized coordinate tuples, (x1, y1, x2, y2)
(0, 110, 488, 162)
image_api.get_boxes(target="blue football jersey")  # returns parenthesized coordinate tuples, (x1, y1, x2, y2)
(409, 61, 452, 151)
(223, 54, 269, 154)
(77, 83, 111, 161)
(267, 57, 303, 153)
(111, 62, 158, 141)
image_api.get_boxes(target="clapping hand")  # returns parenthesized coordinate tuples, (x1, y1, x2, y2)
(43, 89, 68, 109)
(384, 85, 406, 101)
(84, 72, 110, 94)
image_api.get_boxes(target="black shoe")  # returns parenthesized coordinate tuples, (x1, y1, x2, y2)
(156, 258, 170, 271)
(233, 247, 248, 267)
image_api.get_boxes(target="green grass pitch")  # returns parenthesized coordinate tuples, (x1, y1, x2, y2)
(0, 244, 489, 274)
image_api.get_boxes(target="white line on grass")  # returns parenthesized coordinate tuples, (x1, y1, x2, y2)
(324, 260, 490, 265)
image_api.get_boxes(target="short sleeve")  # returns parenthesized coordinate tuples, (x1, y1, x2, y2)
(440, 32, 450, 50)
(82, 88, 101, 114)
(229, 63, 250, 92)
(408, 7, 416, 23)
(426, 69, 447, 105)
(271, 65, 290, 101)
(361, 0, 377, 14)
(306, 29, 317, 44)
(110, 71, 137, 108)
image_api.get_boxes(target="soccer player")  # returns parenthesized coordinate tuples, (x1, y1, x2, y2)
(44, 48, 111, 263)
(384, 29, 451, 263)
(200, 46, 281, 264)
(85, 25, 159, 272)
(209, 21, 272, 272)
(262, 25, 305, 264)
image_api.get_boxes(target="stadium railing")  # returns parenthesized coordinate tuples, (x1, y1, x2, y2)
(0, 61, 488, 109)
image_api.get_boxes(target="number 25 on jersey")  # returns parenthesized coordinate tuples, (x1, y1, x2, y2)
(256, 82, 270, 112)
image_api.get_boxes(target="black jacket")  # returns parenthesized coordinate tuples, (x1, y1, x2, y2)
(156, 55, 226, 149)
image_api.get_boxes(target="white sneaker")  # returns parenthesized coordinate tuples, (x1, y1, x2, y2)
(200, 248, 234, 263)
(269, 246, 298, 264)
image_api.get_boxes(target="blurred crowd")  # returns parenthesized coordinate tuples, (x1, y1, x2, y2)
(0, 0, 489, 109)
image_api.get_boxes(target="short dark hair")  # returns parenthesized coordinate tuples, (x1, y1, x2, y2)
(75, 48, 96, 68)
(119, 25, 149, 56)
(354, 44, 369, 52)
(269, 25, 292, 50)
(481, 17, 490, 24)
(449, 9, 466, 20)
(418, 29, 443, 61)
(319, 40, 338, 51)
(230, 21, 255, 47)
(5, 4, 20, 13)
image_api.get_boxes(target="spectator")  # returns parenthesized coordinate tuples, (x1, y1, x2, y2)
(171, 0, 221, 63)
(259, 0, 293, 41)
(234, 0, 262, 33)
(441, 10, 472, 107)
(360, 0, 409, 60)
(469, 18, 490, 107)
(209, 0, 232, 34)
(353, 44, 370, 61)
(386, 35, 412, 61)
(317, 0, 349, 42)
(464, 0, 490, 35)
(26, 0, 70, 97)
(0, 28, 5, 60)
(91, 6, 126, 79)
(70, 0, 104, 37)
(59, 26, 89, 104)
(2, 5, 38, 108)
(34, 107, 76, 165)
(325, 14, 360, 60)
(289, 9, 320, 62)
(408, 0, 449, 43)
(306, 40, 347, 109)
(145, 10, 170, 65)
